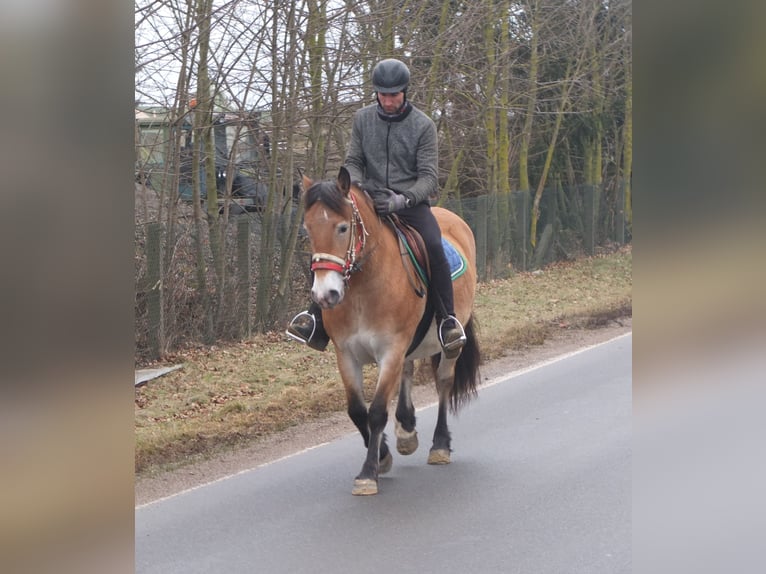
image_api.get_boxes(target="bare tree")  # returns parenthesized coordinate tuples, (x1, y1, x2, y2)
(135, 0, 632, 355)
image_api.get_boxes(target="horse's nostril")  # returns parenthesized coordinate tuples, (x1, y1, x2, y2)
(311, 288, 342, 309)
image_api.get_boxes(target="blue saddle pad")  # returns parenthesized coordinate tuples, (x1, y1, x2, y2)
(442, 238, 467, 280)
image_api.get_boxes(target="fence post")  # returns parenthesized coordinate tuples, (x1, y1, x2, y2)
(486, 193, 499, 280)
(532, 223, 554, 269)
(237, 217, 251, 337)
(146, 222, 162, 359)
(475, 194, 488, 281)
(510, 190, 529, 271)
(547, 183, 559, 251)
(499, 192, 513, 278)
(615, 179, 626, 244)
(584, 185, 595, 255)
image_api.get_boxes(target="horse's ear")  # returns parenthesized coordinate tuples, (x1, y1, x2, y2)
(337, 166, 351, 196)
(301, 174, 313, 195)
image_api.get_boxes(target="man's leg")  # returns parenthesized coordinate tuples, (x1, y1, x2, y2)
(398, 205, 466, 358)
(427, 239, 467, 358)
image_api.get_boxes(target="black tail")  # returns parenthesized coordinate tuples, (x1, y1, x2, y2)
(449, 316, 480, 413)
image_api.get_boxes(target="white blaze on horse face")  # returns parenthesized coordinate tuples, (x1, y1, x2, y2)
(306, 204, 352, 308)
(311, 270, 346, 309)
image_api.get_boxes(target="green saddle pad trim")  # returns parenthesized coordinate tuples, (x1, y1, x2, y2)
(400, 234, 467, 287)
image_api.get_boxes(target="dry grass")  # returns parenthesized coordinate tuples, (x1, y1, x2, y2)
(476, 246, 633, 360)
(135, 245, 631, 476)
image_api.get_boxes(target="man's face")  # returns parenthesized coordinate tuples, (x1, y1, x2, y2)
(377, 91, 405, 114)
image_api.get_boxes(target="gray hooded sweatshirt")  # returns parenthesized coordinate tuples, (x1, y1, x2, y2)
(344, 102, 438, 206)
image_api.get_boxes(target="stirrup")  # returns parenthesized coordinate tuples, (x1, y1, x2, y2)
(439, 315, 467, 359)
(285, 311, 316, 344)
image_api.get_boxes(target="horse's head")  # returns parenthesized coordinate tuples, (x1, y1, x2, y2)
(302, 167, 368, 309)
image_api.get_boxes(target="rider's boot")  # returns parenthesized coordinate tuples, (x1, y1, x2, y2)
(438, 315, 467, 359)
(286, 307, 330, 351)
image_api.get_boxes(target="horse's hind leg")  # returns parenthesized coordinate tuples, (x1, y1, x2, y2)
(428, 400, 452, 464)
(428, 355, 454, 465)
(395, 360, 419, 455)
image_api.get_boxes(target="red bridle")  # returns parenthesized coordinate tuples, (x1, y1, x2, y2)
(309, 193, 368, 282)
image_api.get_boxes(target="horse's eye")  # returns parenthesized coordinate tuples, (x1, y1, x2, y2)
(338, 223, 349, 234)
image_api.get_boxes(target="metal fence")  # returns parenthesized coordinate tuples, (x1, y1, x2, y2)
(135, 181, 629, 360)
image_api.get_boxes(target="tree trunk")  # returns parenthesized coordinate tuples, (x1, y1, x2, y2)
(255, 0, 286, 332)
(271, 1, 302, 326)
(622, 17, 633, 227)
(518, 0, 539, 193)
(530, 62, 574, 247)
(194, 0, 223, 340)
(423, 0, 453, 115)
(497, 0, 512, 196)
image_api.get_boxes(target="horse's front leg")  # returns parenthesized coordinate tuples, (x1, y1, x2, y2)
(337, 353, 392, 496)
(352, 359, 402, 496)
(345, 385, 393, 466)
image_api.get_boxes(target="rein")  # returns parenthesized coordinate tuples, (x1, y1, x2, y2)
(310, 192, 369, 282)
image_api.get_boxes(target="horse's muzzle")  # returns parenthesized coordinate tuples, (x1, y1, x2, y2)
(312, 288, 342, 309)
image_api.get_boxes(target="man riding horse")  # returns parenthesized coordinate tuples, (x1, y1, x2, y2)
(287, 58, 467, 357)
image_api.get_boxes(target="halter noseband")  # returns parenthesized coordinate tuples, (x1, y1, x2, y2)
(310, 193, 368, 282)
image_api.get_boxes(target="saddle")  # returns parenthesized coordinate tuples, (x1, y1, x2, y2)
(386, 214, 429, 298)
(386, 214, 468, 292)
(384, 214, 468, 356)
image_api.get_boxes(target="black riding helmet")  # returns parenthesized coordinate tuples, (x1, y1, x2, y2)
(371, 59, 410, 94)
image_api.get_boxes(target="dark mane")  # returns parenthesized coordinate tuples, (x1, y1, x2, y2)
(304, 179, 346, 214)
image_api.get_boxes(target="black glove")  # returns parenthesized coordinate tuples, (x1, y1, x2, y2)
(373, 188, 408, 214)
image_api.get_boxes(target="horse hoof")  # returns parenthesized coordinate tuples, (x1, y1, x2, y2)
(427, 449, 451, 465)
(379, 452, 393, 474)
(396, 431, 419, 455)
(352, 478, 378, 496)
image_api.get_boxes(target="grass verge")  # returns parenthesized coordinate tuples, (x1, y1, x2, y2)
(135, 245, 631, 476)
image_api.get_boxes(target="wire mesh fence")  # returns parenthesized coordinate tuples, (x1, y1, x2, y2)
(135, 182, 630, 361)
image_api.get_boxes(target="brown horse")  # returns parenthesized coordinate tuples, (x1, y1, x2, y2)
(301, 167, 480, 495)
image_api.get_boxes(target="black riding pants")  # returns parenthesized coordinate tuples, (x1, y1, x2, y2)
(395, 202, 454, 319)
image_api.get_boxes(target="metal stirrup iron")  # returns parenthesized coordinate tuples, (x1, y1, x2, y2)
(286, 311, 316, 344)
(438, 316, 466, 359)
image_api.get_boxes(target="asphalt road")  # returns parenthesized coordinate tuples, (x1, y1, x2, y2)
(136, 333, 631, 574)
